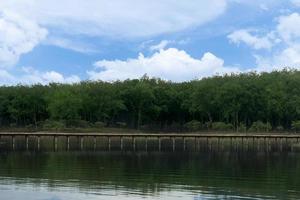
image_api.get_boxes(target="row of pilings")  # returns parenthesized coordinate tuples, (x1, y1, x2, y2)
(1, 134, 300, 153)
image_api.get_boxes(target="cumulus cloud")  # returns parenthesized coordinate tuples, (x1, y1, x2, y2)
(0, 11, 48, 67)
(0, 67, 80, 86)
(0, 0, 228, 82)
(0, 0, 227, 38)
(228, 29, 276, 50)
(277, 13, 300, 43)
(255, 13, 300, 71)
(228, 12, 300, 72)
(255, 45, 300, 71)
(88, 48, 239, 82)
(21, 67, 81, 85)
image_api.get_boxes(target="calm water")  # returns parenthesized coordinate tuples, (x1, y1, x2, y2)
(0, 152, 300, 200)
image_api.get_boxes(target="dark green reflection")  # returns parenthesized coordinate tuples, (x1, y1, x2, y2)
(0, 152, 300, 199)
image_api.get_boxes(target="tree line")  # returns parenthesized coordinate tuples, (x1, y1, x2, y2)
(0, 70, 300, 132)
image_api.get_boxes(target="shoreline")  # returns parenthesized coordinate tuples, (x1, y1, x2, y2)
(0, 132, 299, 137)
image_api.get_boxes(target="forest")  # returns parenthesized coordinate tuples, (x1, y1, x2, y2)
(0, 69, 300, 133)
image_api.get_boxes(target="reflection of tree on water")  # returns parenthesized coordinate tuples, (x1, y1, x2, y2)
(0, 152, 299, 199)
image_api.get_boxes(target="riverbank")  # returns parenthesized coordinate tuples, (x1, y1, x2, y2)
(0, 132, 299, 136)
(0, 127, 298, 135)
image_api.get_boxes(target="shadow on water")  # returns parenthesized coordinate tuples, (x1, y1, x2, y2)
(0, 151, 300, 199)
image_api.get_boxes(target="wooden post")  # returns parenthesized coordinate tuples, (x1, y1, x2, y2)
(26, 136, 29, 151)
(120, 137, 123, 151)
(93, 136, 96, 151)
(67, 136, 70, 151)
(207, 137, 209, 152)
(54, 136, 58, 151)
(264, 137, 267, 153)
(194, 137, 196, 152)
(172, 137, 175, 152)
(133, 137, 135, 151)
(158, 137, 161, 152)
(37, 136, 40, 151)
(80, 136, 84, 151)
(183, 137, 186, 151)
(145, 137, 148, 152)
(234, 137, 237, 151)
(12, 136, 15, 151)
(108, 137, 111, 151)
(241, 137, 244, 152)
(197, 137, 200, 152)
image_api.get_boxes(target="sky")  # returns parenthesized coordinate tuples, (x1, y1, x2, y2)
(1, 0, 300, 85)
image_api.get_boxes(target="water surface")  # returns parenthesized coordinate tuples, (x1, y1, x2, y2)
(0, 152, 299, 200)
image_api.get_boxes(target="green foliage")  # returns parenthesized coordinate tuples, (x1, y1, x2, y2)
(116, 122, 127, 128)
(249, 121, 272, 132)
(275, 125, 284, 132)
(184, 120, 203, 132)
(93, 121, 106, 128)
(42, 120, 65, 130)
(0, 70, 299, 132)
(9, 123, 17, 128)
(292, 121, 300, 132)
(65, 120, 90, 128)
(211, 122, 233, 131)
(47, 89, 82, 121)
(238, 123, 247, 132)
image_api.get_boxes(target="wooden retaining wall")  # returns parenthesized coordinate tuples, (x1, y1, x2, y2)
(0, 133, 300, 152)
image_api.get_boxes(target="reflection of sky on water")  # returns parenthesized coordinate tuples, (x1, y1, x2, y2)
(0, 181, 276, 200)
(0, 183, 190, 200)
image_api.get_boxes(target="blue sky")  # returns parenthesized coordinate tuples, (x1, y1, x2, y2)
(1, 0, 300, 84)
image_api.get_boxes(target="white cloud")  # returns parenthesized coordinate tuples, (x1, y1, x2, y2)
(255, 45, 300, 71)
(0, 0, 227, 74)
(88, 48, 239, 82)
(0, 0, 227, 38)
(143, 39, 190, 52)
(149, 40, 172, 51)
(43, 37, 98, 54)
(0, 67, 80, 85)
(0, 11, 48, 67)
(0, 69, 15, 85)
(277, 13, 300, 43)
(227, 12, 300, 72)
(228, 29, 275, 50)
(253, 13, 300, 71)
(21, 67, 81, 85)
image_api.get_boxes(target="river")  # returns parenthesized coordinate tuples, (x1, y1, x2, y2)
(0, 152, 299, 200)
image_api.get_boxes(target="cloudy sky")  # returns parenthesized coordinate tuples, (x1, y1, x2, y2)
(1, 0, 300, 84)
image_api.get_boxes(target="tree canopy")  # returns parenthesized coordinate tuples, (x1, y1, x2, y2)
(0, 70, 300, 132)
